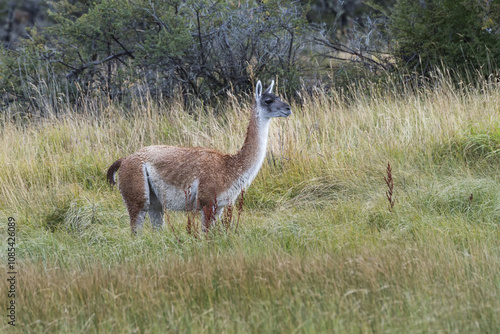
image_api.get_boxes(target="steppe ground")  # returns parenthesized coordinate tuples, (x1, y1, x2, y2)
(1, 75, 500, 333)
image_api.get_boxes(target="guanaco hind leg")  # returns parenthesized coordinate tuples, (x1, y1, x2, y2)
(147, 183, 165, 230)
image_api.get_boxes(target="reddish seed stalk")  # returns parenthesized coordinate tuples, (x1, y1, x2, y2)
(384, 162, 395, 212)
(222, 204, 233, 233)
(165, 213, 181, 243)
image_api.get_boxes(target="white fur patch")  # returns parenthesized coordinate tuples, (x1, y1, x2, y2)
(145, 163, 199, 211)
(219, 116, 271, 205)
(141, 164, 150, 211)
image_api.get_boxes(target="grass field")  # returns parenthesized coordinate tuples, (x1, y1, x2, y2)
(1, 74, 500, 333)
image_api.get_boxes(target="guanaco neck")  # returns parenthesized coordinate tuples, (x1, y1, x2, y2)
(229, 105, 270, 179)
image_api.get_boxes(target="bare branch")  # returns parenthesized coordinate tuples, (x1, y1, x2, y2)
(65, 50, 135, 80)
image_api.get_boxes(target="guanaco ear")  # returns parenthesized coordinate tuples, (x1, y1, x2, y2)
(255, 80, 262, 100)
(264, 80, 275, 95)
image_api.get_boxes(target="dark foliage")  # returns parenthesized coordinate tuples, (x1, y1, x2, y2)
(389, 0, 500, 76)
(0, 0, 310, 111)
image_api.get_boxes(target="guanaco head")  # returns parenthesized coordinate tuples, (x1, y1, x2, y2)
(255, 80, 291, 119)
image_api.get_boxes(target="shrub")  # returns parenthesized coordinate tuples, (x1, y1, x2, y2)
(389, 0, 500, 76)
(1, 0, 310, 112)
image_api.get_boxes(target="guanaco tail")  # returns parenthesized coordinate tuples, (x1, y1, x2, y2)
(107, 80, 291, 233)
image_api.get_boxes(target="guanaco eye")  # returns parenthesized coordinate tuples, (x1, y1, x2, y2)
(264, 99, 273, 104)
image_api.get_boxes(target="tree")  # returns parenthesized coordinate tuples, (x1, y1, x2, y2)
(1, 0, 309, 108)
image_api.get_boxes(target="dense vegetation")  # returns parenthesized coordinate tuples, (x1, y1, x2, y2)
(390, 0, 500, 75)
(2, 0, 500, 112)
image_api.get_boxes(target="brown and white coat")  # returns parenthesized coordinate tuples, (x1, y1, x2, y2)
(107, 81, 291, 233)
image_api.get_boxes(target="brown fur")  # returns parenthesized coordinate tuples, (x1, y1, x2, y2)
(106, 158, 123, 186)
(140, 114, 260, 207)
(115, 156, 148, 230)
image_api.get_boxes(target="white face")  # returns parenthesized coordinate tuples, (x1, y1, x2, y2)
(255, 81, 291, 119)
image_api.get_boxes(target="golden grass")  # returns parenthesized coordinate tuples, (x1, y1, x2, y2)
(1, 73, 500, 332)
(14, 242, 500, 332)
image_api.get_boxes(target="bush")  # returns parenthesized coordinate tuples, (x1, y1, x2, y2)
(389, 0, 500, 76)
(1, 0, 310, 112)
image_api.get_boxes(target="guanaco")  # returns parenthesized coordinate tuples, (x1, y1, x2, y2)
(107, 81, 291, 233)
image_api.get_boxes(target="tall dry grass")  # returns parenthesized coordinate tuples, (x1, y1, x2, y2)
(1, 72, 500, 332)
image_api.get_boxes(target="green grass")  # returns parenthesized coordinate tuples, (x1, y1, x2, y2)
(1, 75, 500, 333)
